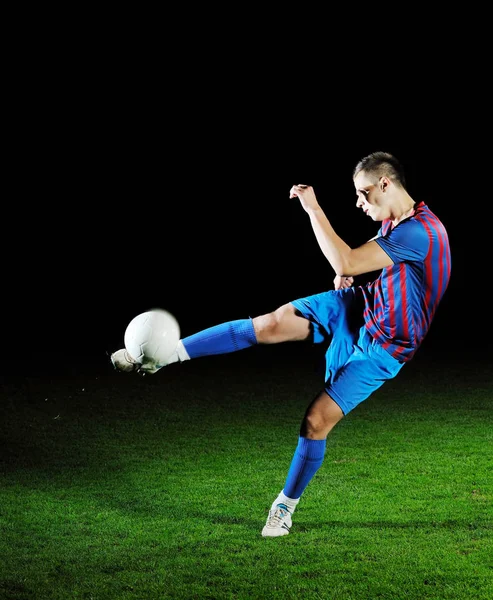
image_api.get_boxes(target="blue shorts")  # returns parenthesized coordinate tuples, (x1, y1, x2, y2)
(291, 288, 404, 415)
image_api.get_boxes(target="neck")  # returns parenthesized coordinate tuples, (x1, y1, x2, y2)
(391, 195, 415, 226)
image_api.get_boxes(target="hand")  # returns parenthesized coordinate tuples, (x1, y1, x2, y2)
(289, 184, 320, 213)
(334, 275, 354, 290)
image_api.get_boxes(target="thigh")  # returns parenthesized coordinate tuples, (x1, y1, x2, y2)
(326, 332, 405, 415)
(291, 287, 364, 344)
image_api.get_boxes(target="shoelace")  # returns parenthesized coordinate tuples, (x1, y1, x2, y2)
(267, 506, 289, 527)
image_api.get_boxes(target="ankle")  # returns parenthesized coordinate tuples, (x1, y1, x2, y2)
(272, 490, 300, 514)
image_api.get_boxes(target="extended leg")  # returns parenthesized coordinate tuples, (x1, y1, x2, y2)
(111, 303, 311, 373)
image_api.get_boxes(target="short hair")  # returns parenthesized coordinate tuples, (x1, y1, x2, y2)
(353, 151, 407, 190)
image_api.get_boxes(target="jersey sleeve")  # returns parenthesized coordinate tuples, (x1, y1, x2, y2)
(374, 219, 429, 263)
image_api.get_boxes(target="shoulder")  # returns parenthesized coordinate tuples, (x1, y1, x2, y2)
(392, 216, 430, 253)
(376, 214, 430, 261)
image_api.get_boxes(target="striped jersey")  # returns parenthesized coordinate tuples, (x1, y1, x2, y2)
(361, 201, 451, 362)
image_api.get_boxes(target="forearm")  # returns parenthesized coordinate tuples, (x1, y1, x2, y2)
(307, 207, 351, 276)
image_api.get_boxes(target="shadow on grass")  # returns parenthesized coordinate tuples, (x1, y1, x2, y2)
(296, 518, 493, 533)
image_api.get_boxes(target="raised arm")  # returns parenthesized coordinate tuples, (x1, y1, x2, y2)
(289, 184, 392, 277)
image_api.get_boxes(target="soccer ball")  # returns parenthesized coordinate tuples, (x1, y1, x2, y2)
(124, 309, 180, 367)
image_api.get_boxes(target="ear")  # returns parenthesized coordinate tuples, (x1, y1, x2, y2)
(380, 176, 391, 192)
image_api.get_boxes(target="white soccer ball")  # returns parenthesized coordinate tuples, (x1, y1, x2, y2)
(124, 309, 180, 367)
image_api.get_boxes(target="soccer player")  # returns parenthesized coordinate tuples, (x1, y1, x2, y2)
(111, 151, 452, 537)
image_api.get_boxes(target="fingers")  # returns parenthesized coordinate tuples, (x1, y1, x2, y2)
(289, 184, 310, 198)
(334, 276, 354, 290)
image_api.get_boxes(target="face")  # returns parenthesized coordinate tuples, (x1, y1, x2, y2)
(354, 171, 389, 221)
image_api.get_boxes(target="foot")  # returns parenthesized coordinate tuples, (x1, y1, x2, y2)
(110, 349, 165, 375)
(110, 349, 140, 373)
(261, 503, 292, 537)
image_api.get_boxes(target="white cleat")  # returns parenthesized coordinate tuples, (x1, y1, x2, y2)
(110, 349, 141, 373)
(110, 340, 189, 376)
(261, 504, 292, 537)
(110, 349, 165, 376)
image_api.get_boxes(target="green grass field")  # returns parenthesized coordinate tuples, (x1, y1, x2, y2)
(1, 345, 492, 599)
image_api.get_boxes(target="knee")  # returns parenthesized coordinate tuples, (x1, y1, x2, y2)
(301, 411, 329, 438)
(301, 401, 344, 439)
(252, 311, 282, 343)
(253, 303, 307, 344)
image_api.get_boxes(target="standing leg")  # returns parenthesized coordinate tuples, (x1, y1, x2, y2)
(262, 391, 344, 537)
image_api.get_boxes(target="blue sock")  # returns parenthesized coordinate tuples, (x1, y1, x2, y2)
(283, 436, 326, 499)
(182, 319, 257, 359)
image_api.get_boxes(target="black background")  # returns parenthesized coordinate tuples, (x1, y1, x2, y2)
(3, 48, 491, 373)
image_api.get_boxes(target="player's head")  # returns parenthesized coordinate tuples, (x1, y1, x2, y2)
(353, 152, 409, 221)
(352, 151, 407, 190)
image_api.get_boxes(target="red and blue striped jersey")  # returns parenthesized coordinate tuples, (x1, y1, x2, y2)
(361, 201, 451, 362)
